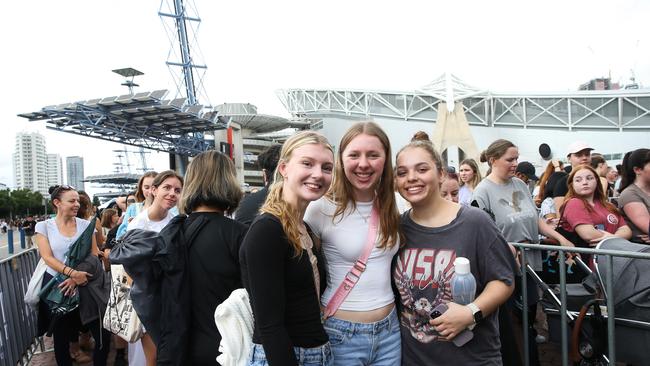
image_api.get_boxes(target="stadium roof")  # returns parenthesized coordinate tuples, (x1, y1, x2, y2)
(18, 89, 227, 156)
(84, 173, 140, 185)
(217, 103, 310, 133)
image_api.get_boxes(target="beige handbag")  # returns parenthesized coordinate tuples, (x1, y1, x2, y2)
(102, 264, 144, 342)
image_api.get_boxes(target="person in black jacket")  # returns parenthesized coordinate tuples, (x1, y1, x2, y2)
(179, 150, 248, 365)
(235, 144, 281, 227)
(240, 131, 335, 366)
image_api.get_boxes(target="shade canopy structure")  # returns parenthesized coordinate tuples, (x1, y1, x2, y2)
(18, 89, 227, 156)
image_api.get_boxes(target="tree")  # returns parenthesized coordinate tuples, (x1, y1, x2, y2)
(0, 189, 13, 219)
(11, 189, 45, 216)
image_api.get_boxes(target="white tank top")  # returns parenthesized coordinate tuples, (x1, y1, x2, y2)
(305, 198, 398, 311)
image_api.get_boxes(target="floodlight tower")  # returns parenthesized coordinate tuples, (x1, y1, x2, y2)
(159, 0, 210, 173)
(159, 0, 207, 106)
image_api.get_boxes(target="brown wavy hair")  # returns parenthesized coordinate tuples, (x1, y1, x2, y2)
(261, 131, 334, 255)
(135, 171, 158, 202)
(559, 164, 618, 217)
(327, 121, 400, 249)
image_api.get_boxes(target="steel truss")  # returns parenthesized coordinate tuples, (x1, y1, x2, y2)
(19, 89, 226, 156)
(278, 83, 650, 131)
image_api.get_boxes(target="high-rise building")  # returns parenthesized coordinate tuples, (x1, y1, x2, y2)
(66, 156, 85, 191)
(47, 153, 63, 188)
(13, 132, 48, 196)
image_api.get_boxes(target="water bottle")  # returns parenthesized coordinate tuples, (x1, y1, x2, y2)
(450, 257, 477, 347)
(451, 257, 476, 305)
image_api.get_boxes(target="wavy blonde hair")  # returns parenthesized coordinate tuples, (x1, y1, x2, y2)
(327, 121, 400, 249)
(261, 131, 334, 255)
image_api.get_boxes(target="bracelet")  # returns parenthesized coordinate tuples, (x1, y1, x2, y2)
(62, 266, 69, 276)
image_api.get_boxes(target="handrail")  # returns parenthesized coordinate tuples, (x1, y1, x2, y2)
(511, 240, 650, 366)
(0, 248, 40, 366)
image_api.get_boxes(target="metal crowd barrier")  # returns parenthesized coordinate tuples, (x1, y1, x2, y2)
(0, 249, 39, 366)
(512, 242, 650, 366)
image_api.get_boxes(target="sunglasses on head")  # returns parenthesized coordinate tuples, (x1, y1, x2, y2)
(50, 184, 76, 199)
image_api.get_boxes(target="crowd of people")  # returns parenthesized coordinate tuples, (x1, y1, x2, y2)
(27, 124, 649, 366)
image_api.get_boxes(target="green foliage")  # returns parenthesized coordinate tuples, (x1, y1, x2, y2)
(0, 188, 47, 218)
(0, 189, 13, 218)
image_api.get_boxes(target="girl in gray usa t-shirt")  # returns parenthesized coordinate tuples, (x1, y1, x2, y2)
(393, 135, 516, 365)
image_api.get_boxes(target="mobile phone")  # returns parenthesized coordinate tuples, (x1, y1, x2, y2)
(452, 329, 474, 347)
(430, 303, 474, 347)
(430, 303, 448, 319)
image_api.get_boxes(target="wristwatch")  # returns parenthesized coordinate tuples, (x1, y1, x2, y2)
(467, 302, 483, 324)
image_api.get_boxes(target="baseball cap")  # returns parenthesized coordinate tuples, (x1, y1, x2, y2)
(516, 161, 539, 181)
(566, 140, 593, 156)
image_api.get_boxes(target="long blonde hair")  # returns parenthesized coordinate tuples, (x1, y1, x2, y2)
(327, 121, 399, 249)
(261, 131, 334, 255)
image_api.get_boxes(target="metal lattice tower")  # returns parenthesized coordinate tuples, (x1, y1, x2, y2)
(159, 0, 209, 106)
(19, 2, 224, 159)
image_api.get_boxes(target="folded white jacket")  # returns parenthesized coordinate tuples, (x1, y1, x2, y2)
(214, 288, 254, 366)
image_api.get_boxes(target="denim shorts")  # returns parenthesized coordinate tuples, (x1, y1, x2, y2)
(323, 306, 401, 365)
(249, 342, 333, 366)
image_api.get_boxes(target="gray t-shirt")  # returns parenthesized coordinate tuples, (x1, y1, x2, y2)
(618, 184, 650, 240)
(472, 177, 542, 270)
(394, 206, 516, 366)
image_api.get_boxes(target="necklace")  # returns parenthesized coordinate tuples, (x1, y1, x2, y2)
(356, 206, 372, 223)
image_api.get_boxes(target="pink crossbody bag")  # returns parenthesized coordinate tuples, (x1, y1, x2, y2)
(323, 205, 379, 318)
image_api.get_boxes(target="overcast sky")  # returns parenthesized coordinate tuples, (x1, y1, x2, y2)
(2, 0, 648, 196)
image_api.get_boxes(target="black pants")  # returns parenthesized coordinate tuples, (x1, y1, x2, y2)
(39, 272, 112, 366)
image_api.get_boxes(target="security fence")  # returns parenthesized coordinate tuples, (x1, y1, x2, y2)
(0, 249, 39, 366)
(513, 239, 650, 366)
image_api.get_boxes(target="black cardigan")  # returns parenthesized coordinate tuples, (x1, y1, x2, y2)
(240, 213, 328, 366)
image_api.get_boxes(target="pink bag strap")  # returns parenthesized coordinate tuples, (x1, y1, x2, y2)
(324, 205, 379, 318)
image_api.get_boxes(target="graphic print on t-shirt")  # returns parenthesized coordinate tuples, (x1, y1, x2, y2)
(394, 247, 456, 343)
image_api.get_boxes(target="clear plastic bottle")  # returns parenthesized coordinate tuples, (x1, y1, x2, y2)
(451, 257, 476, 305)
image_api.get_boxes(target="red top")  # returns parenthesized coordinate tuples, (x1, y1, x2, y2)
(561, 198, 626, 234)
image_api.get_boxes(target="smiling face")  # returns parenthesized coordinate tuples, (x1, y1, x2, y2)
(341, 133, 386, 202)
(278, 143, 334, 208)
(459, 164, 475, 184)
(152, 177, 183, 211)
(54, 190, 80, 218)
(491, 147, 519, 181)
(571, 167, 598, 198)
(395, 146, 443, 208)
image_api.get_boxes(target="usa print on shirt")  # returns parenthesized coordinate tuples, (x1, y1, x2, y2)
(393, 247, 456, 343)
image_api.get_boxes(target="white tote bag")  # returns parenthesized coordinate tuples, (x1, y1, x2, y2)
(102, 264, 144, 342)
(24, 258, 47, 310)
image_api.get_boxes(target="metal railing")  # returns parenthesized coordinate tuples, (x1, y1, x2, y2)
(512, 241, 650, 366)
(0, 249, 39, 366)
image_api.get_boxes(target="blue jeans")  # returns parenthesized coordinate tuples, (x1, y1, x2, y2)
(249, 342, 333, 366)
(323, 306, 401, 365)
